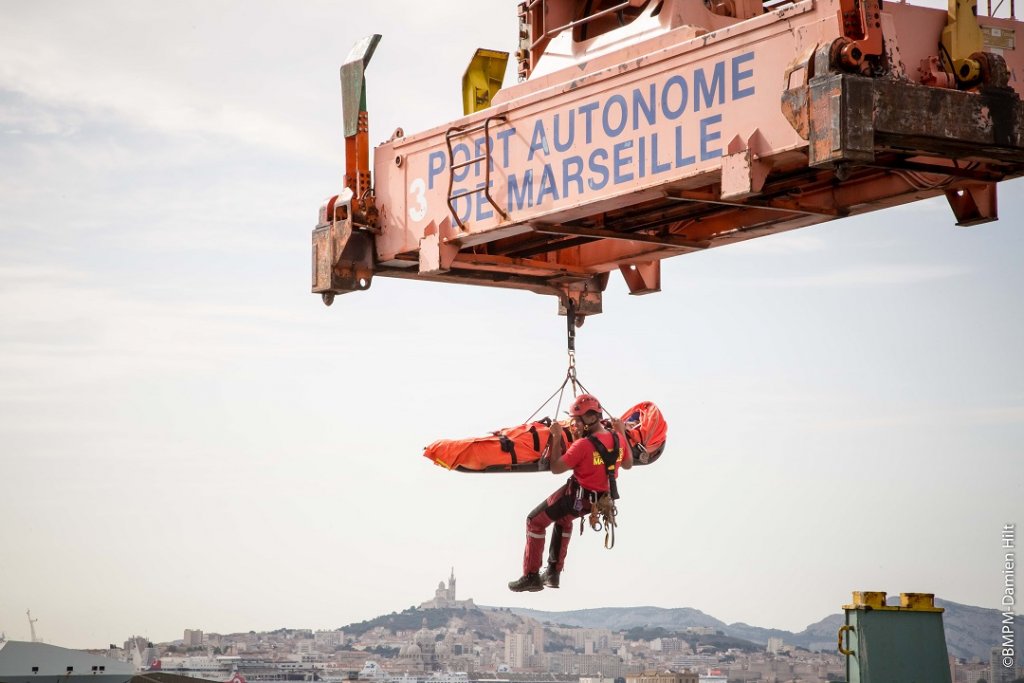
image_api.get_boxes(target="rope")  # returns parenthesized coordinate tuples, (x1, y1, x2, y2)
(523, 298, 590, 423)
(523, 375, 571, 423)
(604, 503, 617, 549)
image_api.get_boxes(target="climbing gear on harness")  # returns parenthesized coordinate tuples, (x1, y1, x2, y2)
(589, 492, 617, 549)
(572, 487, 618, 548)
(584, 433, 622, 548)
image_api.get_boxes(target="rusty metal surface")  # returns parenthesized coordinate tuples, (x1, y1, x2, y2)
(312, 190, 376, 300)
(945, 182, 999, 225)
(871, 78, 1024, 157)
(807, 74, 875, 167)
(803, 72, 1024, 166)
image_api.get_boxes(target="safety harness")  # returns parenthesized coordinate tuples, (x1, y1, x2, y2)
(577, 433, 620, 549)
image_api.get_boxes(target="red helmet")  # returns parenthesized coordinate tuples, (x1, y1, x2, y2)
(569, 393, 602, 417)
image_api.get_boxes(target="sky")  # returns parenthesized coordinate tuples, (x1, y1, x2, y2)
(1, 0, 1022, 651)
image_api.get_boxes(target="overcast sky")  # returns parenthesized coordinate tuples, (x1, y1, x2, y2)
(1, 0, 1022, 650)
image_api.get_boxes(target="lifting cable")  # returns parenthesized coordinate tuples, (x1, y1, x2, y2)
(523, 299, 600, 423)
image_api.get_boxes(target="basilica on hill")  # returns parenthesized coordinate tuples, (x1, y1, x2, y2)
(419, 567, 475, 610)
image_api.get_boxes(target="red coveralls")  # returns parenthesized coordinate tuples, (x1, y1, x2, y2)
(522, 431, 625, 575)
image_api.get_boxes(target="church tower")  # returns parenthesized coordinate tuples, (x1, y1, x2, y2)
(447, 567, 456, 601)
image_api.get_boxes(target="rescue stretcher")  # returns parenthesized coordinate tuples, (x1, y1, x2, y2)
(423, 401, 667, 473)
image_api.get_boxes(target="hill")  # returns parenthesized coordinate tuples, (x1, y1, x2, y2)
(341, 605, 520, 642)
(336, 598, 1022, 664)
(506, 599, 1023, 662)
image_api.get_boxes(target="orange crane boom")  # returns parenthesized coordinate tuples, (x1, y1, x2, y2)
(313, 0, 1024, 319)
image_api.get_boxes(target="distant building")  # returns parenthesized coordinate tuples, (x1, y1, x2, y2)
(991, 646, 1015, 683)
(398, 619, 440, 672)
(554, 627, 614, 652)
(668, 656, 718, 672)
(682, 627, 715, 636)
(531, 625, 545, 655)
(183, 630, 203, 648)
(504, 631, 534, 670)
(697, 670, 727, 683)
(627, 670, 698, 683)
(121, 636, 157, 671)
(419, 568, 475, 609)
(547, 652, 640, 676)
(953, 659, 989, 683)
(651, 638, 684, 654)
(766, 637, 783, 654)
(314, 630, 344, 650)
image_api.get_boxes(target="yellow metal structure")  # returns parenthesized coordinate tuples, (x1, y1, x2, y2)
(837, 625, 855, 655)
(942, 0, 985, 84)
(847, 591, 888, 609)
(843, 591, 945, 612)
(900, 592, 945, 611)
(462, 48, 509, 115)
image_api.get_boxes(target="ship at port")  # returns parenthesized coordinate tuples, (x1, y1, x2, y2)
(0, 639, 135, 683)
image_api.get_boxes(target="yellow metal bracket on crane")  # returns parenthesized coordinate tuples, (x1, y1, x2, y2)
(941, 0, 984, 85)
(462, 48, 509, 114)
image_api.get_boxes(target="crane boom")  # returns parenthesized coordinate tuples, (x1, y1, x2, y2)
(26, 609, 38, 643)
(313, 0, 1024, 318)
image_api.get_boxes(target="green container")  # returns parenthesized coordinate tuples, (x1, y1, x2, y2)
(842, 592, 951, 683)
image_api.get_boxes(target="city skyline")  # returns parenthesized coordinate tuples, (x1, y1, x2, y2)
(2, 0, 1021, 650)
(16, 573, 1013, 683)
(3, 568, 1015, 665)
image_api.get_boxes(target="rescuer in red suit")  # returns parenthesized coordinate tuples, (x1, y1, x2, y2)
(508, 393, 632, 592)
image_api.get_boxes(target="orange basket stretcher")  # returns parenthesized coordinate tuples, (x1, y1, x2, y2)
(423, 401, 667, 473)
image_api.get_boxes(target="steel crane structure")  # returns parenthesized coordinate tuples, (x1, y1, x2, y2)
(312, 0, 1024, 319)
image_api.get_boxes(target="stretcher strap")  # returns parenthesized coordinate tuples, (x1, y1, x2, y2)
(498, 435, 518, 465)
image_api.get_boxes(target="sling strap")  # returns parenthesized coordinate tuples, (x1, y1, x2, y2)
(587, 433, 621, 500)
(498, 434, 518, 465)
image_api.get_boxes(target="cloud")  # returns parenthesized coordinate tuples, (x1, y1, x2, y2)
(0, 95, 327, 257)
(0, 265, 319, 385)
(809, 404, 1024, 430)
(729, 231, 829, 255)
(0, 5, 337, 163)
(738, 263, 971, 288)
(0, 99, 85, 137)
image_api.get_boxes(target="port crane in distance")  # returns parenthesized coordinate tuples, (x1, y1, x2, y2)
(312, 0, 1024, 321)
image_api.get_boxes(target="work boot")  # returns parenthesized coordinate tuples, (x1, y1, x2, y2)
(508, 573, 544, 592)
(540, 566, 560, 589)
